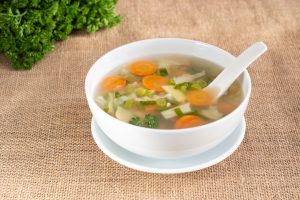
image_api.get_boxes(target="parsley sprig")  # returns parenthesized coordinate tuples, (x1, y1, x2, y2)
(0, 0, 121, 69)
(129, 114, 159, 128)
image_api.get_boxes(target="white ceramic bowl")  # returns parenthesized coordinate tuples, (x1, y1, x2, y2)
(85, 38, 251, 159)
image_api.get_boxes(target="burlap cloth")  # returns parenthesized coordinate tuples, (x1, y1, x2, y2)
(1, 0, 299, 199)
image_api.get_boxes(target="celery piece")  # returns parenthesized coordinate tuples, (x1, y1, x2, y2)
(114, 92, 121, 98)
(139, 100, 156, 106)
(175, 82, 192, 92)
(173, 71, 206, 84)
(124, 82, 139, 93)
(174, 108, 183, 116)
(156, 98, 167, 111)
(161, 103, 191, 119)
(169, 79, 176, 85)
(156, 98, 167, 107)
(144, 90, 153, 97)
(123, 99, 134, 109)
(136, 88, 153, 97)
(197, 79, 208, 88)
(159, 68, 168, 76)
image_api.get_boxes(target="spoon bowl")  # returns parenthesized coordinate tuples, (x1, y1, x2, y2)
(205, 42, 267, 101)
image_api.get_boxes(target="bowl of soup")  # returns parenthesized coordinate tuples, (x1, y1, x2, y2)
(85, 38, 251, 159)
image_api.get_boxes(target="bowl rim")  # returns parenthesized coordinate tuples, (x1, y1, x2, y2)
(85, 38, 251, 134)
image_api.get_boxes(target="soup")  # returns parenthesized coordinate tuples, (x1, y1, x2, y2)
(95, 55, 243, 129)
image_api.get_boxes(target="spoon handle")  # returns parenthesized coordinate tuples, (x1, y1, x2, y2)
(206, 42, 267, 100)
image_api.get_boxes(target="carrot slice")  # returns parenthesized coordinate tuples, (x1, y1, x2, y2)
(186, 90, 213, 106)
(129, 61, 157, 76)
(101, 75, 126, 92)
(217, 100, 236, 114)
(175, 115, 206, 129)
(142, 75, 168, 92)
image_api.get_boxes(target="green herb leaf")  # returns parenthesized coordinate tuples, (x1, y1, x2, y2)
(0, 0, 121, 69)
(129, 116, 143, 127)
(144, 114, 159, 128)
(129, 114, 159, 128)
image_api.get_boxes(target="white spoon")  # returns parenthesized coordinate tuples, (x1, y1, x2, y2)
(204, 42, 267, 101)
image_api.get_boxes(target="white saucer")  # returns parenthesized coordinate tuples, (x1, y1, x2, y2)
(91, 117, 246, 174)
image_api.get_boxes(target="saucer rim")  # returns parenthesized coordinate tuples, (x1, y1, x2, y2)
(91, 117, 246, 174)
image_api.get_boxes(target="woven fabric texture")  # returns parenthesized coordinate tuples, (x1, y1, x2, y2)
(0, 0, 299, 199)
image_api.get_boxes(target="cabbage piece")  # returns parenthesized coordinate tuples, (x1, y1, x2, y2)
(173, 71, 206, 84)
(162, 85, 186, 103)
(161, 103, 191, 119)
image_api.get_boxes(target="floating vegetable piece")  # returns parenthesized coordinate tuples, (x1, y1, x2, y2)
(116, 106, 134, 122)
(161, 103, 191, 119)
(102, 75, 126, 92)
(175, 115, 206, 129)
(173, 71, 206, 84)
(162, 85, 186, 103)
(129, 61, 157, 76)
(142, 75, 168, 92)
(186, 90, 213, 106)
(199, 106, 223, 120)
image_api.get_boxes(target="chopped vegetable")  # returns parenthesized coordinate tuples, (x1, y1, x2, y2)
(129, 61, 157, 76)
(161, 103, 191, 119)
(172, 71, 206, 84)
(169, 79, 176, 85)
(191, 79, 208, 89)
(199, 106, 223, 120)
(139, 100, 156, 106)
(123, 99, 134, 109)
(175, 82, 192, 92)
(175, 115, 206, 129)
(107, 92, 115, 114)
(156, 98, 167, 108)
(124, 82, 139, 93)
(129, 116, 144, 126)
(115, 106, 134, 122)
(186, 90, 213, 106)
(113, 95, 129, 106)
(135, 87, 153, 97)
(174, 108, 184, 117)
(142, 75, 168, 92)
(95, 96, 107, 109)
(159, 68, 169, 76)
(162, 85, 186, 103)
(114, 92, 122, 98)
(102, 75, 126, 92)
